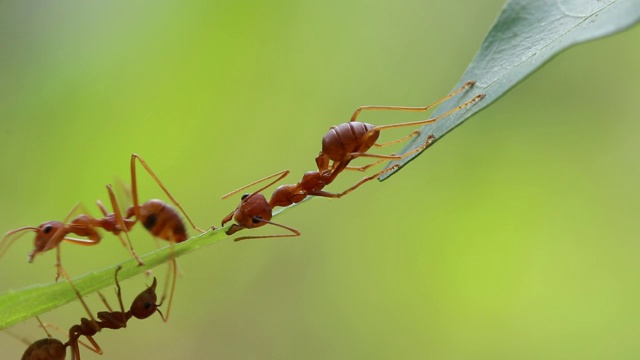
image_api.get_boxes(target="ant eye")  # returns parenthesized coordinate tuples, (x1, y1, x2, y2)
(144, 301, 153, 310)
(241, 193, 250, 200)
(43, 225, 53, 234)
(252, 216, 262, 224)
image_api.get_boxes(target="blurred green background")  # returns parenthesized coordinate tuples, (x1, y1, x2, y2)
(1, 1, 640, 359)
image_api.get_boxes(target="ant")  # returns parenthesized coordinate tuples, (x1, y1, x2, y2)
(221, 82, 484, 240)
(95, 154, 206, 320)
(37, 266, 164, 360)
(0, 154, 203, 318)
(66, 266, 165, 359)
(113, 153, 206, 320)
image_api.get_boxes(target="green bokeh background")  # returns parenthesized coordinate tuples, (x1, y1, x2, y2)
(1, 1, 640, 359)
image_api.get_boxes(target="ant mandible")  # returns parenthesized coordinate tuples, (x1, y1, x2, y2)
(221, 81, 484, 240)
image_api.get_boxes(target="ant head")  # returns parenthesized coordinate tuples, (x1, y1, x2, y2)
(27, 221, 65, 262)
(234, 193, 272, 230)
(130, 277, 160, 320)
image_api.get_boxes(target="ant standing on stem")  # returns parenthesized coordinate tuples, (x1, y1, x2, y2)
(221, 81, 485, 240)
(0, 153, 204, 320)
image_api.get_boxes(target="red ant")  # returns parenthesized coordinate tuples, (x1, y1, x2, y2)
(221, 82, 484, 240)
(61, 265, 165, 359)
(0, 154, 203, 318)
(31, 266, 164, 359)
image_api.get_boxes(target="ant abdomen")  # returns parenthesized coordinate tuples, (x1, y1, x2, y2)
(321, 122, 379, 162)
(21, 338, 67, 360)
(127, 199, 188, 243)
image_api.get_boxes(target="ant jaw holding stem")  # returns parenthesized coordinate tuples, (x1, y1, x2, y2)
(226, 224, 245, 236)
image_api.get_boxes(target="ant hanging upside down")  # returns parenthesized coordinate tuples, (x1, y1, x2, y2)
(222, 81, 485, 240)
(19, 266, 165, 360)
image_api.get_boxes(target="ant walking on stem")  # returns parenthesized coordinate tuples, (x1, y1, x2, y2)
(222, 81, 485, 240)
(0, 154, 202, 278)
(0, 153, 203, 319)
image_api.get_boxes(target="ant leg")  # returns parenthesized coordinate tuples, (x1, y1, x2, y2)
(221, 170, 290, 200)
(94, 267, 123, 315)
(131, 154, 205, 234)
(35, 316, 54, 338)
(113, 266, 126, 313)
(350, 81, 476, 121)
(56, 264, 101, 331)
(335, 165, 400, 198)
(96, 291, 114, 312)
(342, 129, 417, 171)
(107, 184, 144, 265)
(346, 93, 482, 167)
(344, 158, 389, 172)
(62, 202, 83, 223)
(94, 266, 130, 329)
(54, 234, 102, 278)
(233, 219, 300, 242)
(336, 135, 437, 198)
(372, 130, 420, 148)
(344, 131, 423, 172)
(95, 200, 109, 216)
(54, 246, 64, 282)
(72, 335, 103, 356)
(348, 133, 436, 165)
(37, 318, 94, 354)
(159, 257, 177, 322)
(373, 94, 485, 132)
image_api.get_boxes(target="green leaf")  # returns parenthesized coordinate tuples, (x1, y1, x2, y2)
(0, 227, 228, 329)
(380, 0, 640, 180)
